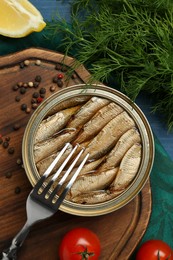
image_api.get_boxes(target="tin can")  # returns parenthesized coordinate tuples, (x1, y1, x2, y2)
(22, 84, 154, 216)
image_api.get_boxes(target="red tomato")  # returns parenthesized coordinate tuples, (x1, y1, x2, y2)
(59, 227, 101, 260)
(136, 240, 173, 260)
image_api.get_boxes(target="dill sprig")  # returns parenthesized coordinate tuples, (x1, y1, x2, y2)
(46, 0, 173, 130)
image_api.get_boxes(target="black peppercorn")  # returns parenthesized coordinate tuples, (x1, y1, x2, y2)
(52, 76, 58, 83)
(15, 186, 21, 194)
(35, 75, 42, 82)
(33, 82, 39, 88)
(19, 62, 25, 69)
(13, 123, 21, 130)
(5, 172, 12, 178)
(5, 136, 10, 142)
(55, 64, 62, 70)
(12, 85, 19, 91)
(15, 96, 21, 102)
(57, 79, 63, 88)
(3, 141, 9, 148)
(20, 87, 26, 94)
(21, 104, 27, 111)
(8, 147, 15, 154)
(32, 92, 39, 98)
(39, 88, 46, 94)
(40, 94, 45, 98)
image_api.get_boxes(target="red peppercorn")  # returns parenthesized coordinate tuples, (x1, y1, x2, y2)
(37, 97, 43, 103)
(57, 73, 64, 79)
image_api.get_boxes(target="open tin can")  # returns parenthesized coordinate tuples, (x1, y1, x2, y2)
(22, 84, 154, 216)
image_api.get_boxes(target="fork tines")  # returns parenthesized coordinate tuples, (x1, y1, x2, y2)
(31, 143, 89, 210)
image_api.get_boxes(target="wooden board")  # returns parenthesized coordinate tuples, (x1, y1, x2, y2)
(0, 48, 152, 260)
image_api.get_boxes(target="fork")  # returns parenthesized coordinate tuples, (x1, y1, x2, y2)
(1, 143, 89, 260)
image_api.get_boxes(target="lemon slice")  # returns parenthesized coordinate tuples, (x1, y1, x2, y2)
(0, 0, 46, 38)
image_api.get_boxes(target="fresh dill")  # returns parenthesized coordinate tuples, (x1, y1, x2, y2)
(46, 0, 173, 130)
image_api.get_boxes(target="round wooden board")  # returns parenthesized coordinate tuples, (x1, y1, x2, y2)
(0, 48, 152, 260)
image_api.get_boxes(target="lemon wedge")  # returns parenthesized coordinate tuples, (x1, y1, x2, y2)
(0, 0, 46, 38)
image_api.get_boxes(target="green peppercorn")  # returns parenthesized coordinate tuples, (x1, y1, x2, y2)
(16, 158, 22, 165)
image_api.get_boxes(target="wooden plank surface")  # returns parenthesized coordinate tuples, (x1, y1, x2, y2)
(0, 48, 152, 260)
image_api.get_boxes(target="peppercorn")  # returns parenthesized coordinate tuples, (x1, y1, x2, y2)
(20, 87, 26, 94)
(12, 85, 19, 91)
(52, 76, 58, 83)
(35, 75, 42, 82)
(24, 60, 30, 66)
(25, 107, 31, 114)
(15, 96, 21, 102)
(0, 138, 3, 144)
(50, 85, 56, 92)
(23, 83, 28, 88)
(40, 94, 45, 98)
(57, 79, 63, 88)
(8, 147, 15, 154)
(55, 64, 62, 70)
(16, 158, 22, 165)
(19, 62, 25, 69)
(5, 172, 12, 178)
(3, 141, 9, 148)
(61, 66, 68, 72)
(35, 59, 41, 66)
(32, 103, 38, 109)
(37, 97, 43, 103)
(21, 103, 27, 111)
(33, 82, 39, 88)
(57, 73, 64, 79)
(32, 92, 39, 98)
(5, 136, 10, 142)
(72, 73, 77, 79)
(31, 98, 36, 104)
(39, 88, 46, 94)
(28, 82, 34, 88)
(13, 123, 21, 131)
(15, 186, 21, 194)
(17, 82, 23, 88)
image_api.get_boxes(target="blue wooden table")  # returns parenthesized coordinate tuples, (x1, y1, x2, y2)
(30, 0, 173, 160)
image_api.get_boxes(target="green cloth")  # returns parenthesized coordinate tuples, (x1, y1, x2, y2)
(1, 30, 173, 258)
(131, 134, 173, 259)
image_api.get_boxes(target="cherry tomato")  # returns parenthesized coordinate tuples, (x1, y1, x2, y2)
(59, 227, 101, 260)
(136, 240, 173, 260)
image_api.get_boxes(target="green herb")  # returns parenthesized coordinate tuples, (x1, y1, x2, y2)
(47, 0, 173, 130)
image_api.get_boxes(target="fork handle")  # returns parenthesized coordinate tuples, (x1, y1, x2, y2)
(1, 222, 31, 260)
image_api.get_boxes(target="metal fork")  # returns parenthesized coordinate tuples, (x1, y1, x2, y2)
(1, 143, 89, 260)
